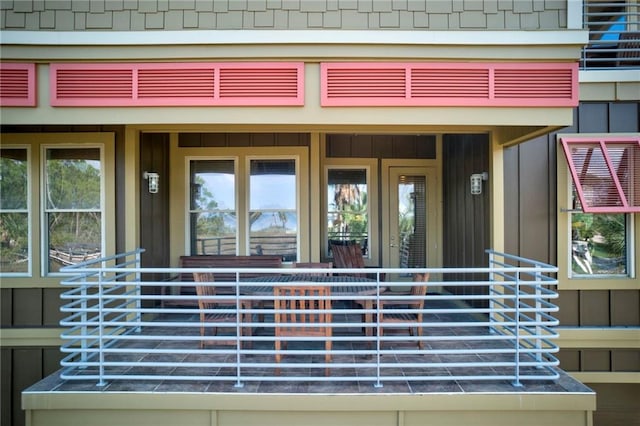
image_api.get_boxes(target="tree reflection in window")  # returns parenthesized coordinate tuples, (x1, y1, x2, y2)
(45, 148, 102, 272)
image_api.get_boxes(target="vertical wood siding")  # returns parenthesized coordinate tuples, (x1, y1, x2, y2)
(442, 134, 490, 307)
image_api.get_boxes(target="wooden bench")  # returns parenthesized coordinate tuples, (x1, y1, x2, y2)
(163, 255, 283, 307)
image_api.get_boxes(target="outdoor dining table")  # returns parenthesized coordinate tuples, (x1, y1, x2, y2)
(239, 274, 388, 336)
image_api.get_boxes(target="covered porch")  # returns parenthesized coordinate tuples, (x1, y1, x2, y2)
(22, 249, 595, 426)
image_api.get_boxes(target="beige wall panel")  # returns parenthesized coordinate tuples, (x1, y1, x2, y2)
(404, 411, 588, 426)
(220, 410, 396, 426)
(32, 410, 211, 426)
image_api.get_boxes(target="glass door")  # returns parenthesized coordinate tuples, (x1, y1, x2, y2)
(385, 166, 438, 283)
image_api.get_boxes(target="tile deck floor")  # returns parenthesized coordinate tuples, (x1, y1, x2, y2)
(27, 299, 592, 396)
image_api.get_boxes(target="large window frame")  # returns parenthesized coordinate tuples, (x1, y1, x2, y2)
(0, 145, 31, 277)
(0, 133, 115, 286)
(180, 147, 308, 262)
(557, 135, 639, 290)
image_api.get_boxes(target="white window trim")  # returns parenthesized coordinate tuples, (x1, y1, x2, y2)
(0, 133, 115, 287)
(41, 143, 106, 277)
(324, 159, 379, 267)
(180, 147, 308, 260)
(557, 134, 639, 290)
(0, 144, 32, 277)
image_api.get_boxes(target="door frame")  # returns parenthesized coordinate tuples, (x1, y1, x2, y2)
(381, 159, 443, 270)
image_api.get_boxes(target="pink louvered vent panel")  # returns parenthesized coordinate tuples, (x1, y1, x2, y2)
(55, 69, 134, 99)
(0, 63, 36, 106)
(138, 68, 215, 98)
(321, 62, 577, 107)
(325, 68, 407, 98)
(494, 68, 574, 99)
(411, 68, 489, 98)
(219, 68, 300, 98)
(50, 63, 304, 106)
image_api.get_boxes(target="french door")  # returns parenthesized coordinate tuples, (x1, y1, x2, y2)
(383, 165, 439, 281)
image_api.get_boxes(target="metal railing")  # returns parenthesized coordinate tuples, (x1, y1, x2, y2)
(59, 249, 559, 389)
(581, 1, 640, 69)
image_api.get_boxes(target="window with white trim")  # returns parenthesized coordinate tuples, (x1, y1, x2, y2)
(188, 156, 299, 261)
(43, 147, 104, 273)
(0, 146, 30, 275)
(326, 166, 370, 258)
(560, 136, 639, 280)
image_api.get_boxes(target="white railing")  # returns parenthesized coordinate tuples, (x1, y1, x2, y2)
(59, 249, 559, 389)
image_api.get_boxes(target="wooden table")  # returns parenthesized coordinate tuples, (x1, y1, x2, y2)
(240, 274, 387, 336)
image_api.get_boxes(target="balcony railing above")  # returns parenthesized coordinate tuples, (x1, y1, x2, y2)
(59, 249, 559, 389)
(581, 1, 640, 69)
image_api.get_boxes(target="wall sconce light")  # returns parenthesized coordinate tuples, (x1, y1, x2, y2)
(470, 172, 488, 195)
(143, 171, 159, 194)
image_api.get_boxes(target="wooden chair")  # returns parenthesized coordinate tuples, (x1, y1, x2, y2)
(330, 242, 366, 276)
(193, 272, 248, 348)
(377, 273, 429, 349)
(274, 285, 332, 376)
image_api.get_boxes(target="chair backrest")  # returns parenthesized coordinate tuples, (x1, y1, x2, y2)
(274, 286, 331, 336)
(410, 273, 429, 309)
(193, 272, 217, 310)
(330, 242, 366, 271)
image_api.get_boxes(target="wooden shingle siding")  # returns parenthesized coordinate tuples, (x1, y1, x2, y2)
(1, 1, 567, 31)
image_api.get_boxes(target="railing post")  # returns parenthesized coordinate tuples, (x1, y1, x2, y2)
(234, 271, 244, 388)
(534, 265, 543, 366)
(134, 250, 142, 333)
(512, 271, 523, 387)
(97, 270, 106, 387)
(374, 275, 383, 388)
(488, 251, 496, 334)
(80, 275, 88, 365)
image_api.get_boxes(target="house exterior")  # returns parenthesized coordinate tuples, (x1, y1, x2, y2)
(0, 1, 637, 426)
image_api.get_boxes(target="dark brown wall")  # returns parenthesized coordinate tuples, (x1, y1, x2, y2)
(326, 134, 436, 159)
(442, 134, 491, 306)
(140, 133, 171, 281)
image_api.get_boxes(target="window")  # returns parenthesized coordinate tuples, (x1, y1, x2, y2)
(326, 167, 369, 257)
(44, 147, 104, 273)
(188, 155, 300, 261)
(249, 159, 297, 261)
(0, 133, 114, 282)
(558, 135, 639, 288)
(0, 147, 30, 275)
(189, 160, 236, 255)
